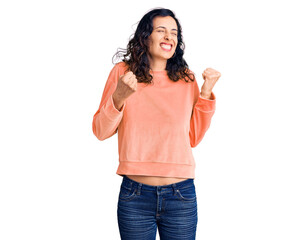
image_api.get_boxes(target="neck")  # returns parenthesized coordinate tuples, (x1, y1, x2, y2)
(148, 56, 167, 71)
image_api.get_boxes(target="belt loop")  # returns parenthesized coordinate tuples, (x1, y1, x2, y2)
(172, 183, 177, 196)
(137, 183, 142, 195)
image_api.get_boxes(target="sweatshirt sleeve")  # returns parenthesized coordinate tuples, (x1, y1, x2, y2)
(189, 75, 216, 148)
(92, 63, 126, 141)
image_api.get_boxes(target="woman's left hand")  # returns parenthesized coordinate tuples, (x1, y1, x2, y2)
(200, 68, 221, 99)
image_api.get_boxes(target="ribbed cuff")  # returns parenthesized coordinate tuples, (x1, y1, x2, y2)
(103, 93, 126, 120)
(195, 92, 216, 112)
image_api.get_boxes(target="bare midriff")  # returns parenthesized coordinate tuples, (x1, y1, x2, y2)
(125, 175, 190, 186)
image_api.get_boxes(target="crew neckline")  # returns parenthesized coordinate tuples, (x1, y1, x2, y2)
(150, 69, 168, 75)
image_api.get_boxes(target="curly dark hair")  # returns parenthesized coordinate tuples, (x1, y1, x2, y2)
(112, 8, 195, 84)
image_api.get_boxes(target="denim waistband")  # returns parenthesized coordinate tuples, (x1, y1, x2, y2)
(121, 175, 194, 193)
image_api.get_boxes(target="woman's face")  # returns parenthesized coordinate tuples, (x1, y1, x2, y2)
(147, 16, 178, 62)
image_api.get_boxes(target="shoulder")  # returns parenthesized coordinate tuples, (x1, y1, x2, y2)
(107, 62, 130, 82)
(185, 68, 199, 89)
(108, 61, 130, 78)
(182, 68, 196, 83)
(186, 68, 195, 76)
(114, 61, 129, 72)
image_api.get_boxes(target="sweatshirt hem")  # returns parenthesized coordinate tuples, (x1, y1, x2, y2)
(116, 161, 195, 179)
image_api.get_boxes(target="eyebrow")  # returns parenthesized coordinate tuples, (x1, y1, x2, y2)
(155, 26, 178, 32)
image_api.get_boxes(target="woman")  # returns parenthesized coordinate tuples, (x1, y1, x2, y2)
(92, 8, 221, 240)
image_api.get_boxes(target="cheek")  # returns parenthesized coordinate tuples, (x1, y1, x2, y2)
(174, 41, 178, 50)
(172, 44, 177, 51)
(147, 39, 154, 51)
(150, 41, 160, 52)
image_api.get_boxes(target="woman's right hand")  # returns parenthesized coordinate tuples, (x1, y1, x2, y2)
(113, 71, 138, 101)
(112, 71, 137, 111)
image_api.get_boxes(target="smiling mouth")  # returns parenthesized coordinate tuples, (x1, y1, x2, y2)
(160, 43, 172, 51)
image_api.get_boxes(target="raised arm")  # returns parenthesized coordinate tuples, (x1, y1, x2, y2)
(189, 67, 220, 147)
(92, 64, 126, 141)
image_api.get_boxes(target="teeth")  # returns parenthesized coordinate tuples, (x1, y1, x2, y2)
(160, 44, 172, 50)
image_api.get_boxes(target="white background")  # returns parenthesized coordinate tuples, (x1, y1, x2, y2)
(1, 0, 293, 239)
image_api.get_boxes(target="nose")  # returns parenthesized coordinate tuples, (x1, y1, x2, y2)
(164, 32, 171, 40)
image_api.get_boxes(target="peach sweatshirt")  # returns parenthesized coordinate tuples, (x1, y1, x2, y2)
(92, 62, 216, 178)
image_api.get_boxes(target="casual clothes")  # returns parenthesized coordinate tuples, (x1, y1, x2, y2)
(92, 62, 216, 178)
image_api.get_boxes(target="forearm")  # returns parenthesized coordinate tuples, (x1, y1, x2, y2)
(189, 92, 216, 147)
(112, 91, 126, 111)
(92, 93, 125, 141)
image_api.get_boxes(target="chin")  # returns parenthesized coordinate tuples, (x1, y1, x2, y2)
(167, 55, 175, 60)
(162, 53, 175, 60)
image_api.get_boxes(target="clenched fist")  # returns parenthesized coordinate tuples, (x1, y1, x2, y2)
(112, 71, 138, 111)
(200, 68, 221, 99)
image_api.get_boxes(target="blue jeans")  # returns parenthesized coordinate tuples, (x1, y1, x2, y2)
(117, 175, 198, 240)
